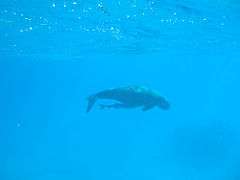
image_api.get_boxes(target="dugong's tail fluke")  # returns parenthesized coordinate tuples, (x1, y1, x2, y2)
(86, 95, 97, 113)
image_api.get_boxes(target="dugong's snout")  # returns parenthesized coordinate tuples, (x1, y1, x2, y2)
(157, 97, 170, 110)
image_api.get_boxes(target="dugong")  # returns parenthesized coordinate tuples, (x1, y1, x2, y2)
(86, 85, 170, 112)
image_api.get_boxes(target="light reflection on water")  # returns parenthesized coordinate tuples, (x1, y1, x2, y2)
(0, 0, 239, 57)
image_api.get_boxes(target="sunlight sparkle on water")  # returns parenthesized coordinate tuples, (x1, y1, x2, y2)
(17, 123, 21, 128)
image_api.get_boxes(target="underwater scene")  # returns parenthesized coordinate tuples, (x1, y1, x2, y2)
(1, 0, 240, 179)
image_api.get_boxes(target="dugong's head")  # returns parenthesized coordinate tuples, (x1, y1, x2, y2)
(157, 97, 170, 110)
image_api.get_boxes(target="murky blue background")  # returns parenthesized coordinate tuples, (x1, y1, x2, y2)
(1, 0, 240, 179)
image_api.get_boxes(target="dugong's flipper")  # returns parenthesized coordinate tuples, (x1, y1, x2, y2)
(142, 104, 155, 111)
(86, 95, 97, 113)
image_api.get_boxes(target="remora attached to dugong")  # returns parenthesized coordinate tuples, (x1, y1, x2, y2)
(86, 85, 170, 113)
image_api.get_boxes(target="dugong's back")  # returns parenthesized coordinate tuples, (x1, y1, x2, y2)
(98, 86, 156, 101)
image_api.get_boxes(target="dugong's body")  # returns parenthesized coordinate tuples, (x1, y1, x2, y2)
(86, 86, 170, 112)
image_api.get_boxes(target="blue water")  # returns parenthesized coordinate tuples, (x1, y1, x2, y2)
(1, 0, 240, 179)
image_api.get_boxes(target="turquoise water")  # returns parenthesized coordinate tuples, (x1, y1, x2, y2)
(1, 0, 240, 179)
